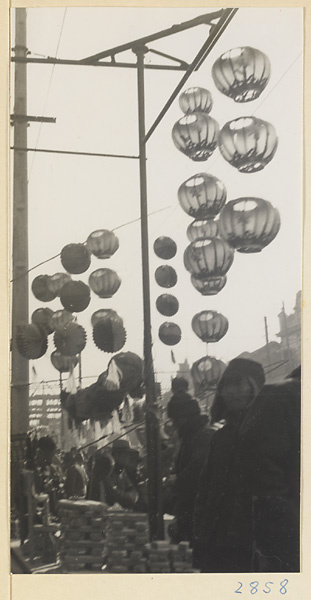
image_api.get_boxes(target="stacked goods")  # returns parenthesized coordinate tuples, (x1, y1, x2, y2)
(170, 541, 193, 573)
(58, 499, 108, 572)
(145, 540, 171, 573)
(106, 511, 149, 573)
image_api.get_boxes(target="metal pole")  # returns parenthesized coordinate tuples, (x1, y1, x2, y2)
(264, 316, 271, 370)
(135, 46, 163, 540)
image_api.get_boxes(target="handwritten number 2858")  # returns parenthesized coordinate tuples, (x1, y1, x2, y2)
(235, 580, 288, 594)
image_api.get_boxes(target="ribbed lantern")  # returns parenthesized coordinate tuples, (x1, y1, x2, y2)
(218, 117, 278, 173)
(191, 274, 227, 296)
(91, 309, 123, 328)
(86, 230, 119, 259)
(155, 265, 177, 288)
(156, 294, 179, 317)
(32, 275, 57, 302)
(191, 356, 226, 391)
(54, 322, 87, 356)
(50, 309, 74, 331)
(51, 351, 78, 373)
(60, 280, 91, 313)
(179, 87, 213, 114)
(60, 243, 91, 274)
(153, 236, 177, 260)
(16, 324, 48, 360)
(31, 308, 54, 335)
(93, 317, 126, 353)
(172, 113, 219, 161)
(187, 219, 219, 242)
(184, 237, 234, 279)
(218, 197, 281, 253)
(178, 173, 226, 219)
(89, 269, 121, 298)
(212, 47, 271, 103)
(192, 311, 229, 343)
(158, 322, 181, 346)
(48, 272, 72, 296)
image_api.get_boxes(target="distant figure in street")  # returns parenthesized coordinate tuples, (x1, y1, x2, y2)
(63, 449, 89, 499)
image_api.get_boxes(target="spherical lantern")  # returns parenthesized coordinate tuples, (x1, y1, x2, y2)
(60, 243, 91, 274)
(178, 173, 226, 219)
(191, 356, 226, 391)
(155, 265, 177, 288)
(86, 230, 119, 259)
(192, 310, 229, 343)
(218, 197, 281, 253)
(184, 237, 234, 279)
(179, 87, 213, 114)
(158, 322, 181, 346)
(60, 280, 91, 313)
(212, 47, 271, 103)
(153, 236, 177, 260)
(156, 294, 179, 317)
(51, 351, 78, 373)
(91, 309, 123, 328)
(218, 117, 278, 173)
(191, 274, 227, 296)
(48, 272, 72, 296)
(93, 317, 126, 353)
(187, 219, 219, 242)
(50, 309, 74, 331)
(31, 308, 54, 335)
(172, 113, 219, 162)
(16, 324, 48, 359)
(32, 275, 57, 302)
(89, 269, 121, 298)
(54, 322, 87, 356)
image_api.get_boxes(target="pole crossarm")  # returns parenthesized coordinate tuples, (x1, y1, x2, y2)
(10, 114, 56, 124)
(10, 146, 139, 160)
(11, 56, 188, 71)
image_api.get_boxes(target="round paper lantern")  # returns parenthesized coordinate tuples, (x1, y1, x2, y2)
(191, 274, 227, 295)
(218, 197, 281, 253)
(91, 309, 123, 328)
(178, 173, 226, 219)
(60, 243, 91, 274)
(51, 351, 78, 373)
(192, 310, 229, 342)
(89, 269, 121, 298)
(191, 356, 226, 391)
(187, 219, 219, 242)
(156, 294, 179, 317)
(32, 275, 57, 302)
(54, 322, 86, 356)
(48, 273, 71, 296)
(31, 308, 54, 335)
(50, 309, 74, 331)
(155, 265, 177, 288)
(153, 236, 177, 260)
(16, 324, 48, 359)
(158, 322, 181, 346)
(86, 230, 119, 259)
(93, 318, 126, 353)
(218, 117, 278, 173)
(172, 113, 219, 162)
(212, 47, 271, 103)
(184, 237, 234, 279)
(179, 87, 213, 114)
(60, 280, 91, 313)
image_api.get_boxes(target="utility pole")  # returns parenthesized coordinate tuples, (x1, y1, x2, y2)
(264, 316, 271, 370)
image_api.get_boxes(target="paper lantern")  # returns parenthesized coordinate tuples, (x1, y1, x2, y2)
(86, 230, 119, 259)
(155, 265, 177, 288)
(184, 237, 234, 279)
(93, 317, 126, 353)
(156, 294, 179, 317)
(89, 269, 121, 298)
(212, 47, 271, 103)
(179, 87, 213, 114)
(31, 308, 54, 335)
(48, 273, 71, 296)
(32, 275, 57, 302)
(153, 236, 177, 260)
(50, 309, 74, 331)
(51, 351, 78, 373)
(60, 280, 91, 313)
(91, 309, 123, 328)
(172, 113, 219, 161)
(218, 117, 278, 173)
(191, 356, 226, 391)
(191, 274, 227, 295)
(192, 310, 229, 342)
(158, 322, 181, 346)
(187, 219, 219, 242)
(16, 324, 48, 359)
(60, 243, 91, 274)
(218, 197, 281, 253)
(54, 322, 87, 356)
(178, 173, 226, 219)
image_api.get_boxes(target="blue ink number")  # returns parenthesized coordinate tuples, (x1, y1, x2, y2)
(235, 582, 243, 594)
(250, 582, 259, 594)
(263, 582, 273, 594)
(280, 579, 288, 595)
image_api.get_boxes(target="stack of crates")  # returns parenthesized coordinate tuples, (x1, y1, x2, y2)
(144, 541, 171, 573)
(106, 511, 149, 573)
(170, 541, 193, 573)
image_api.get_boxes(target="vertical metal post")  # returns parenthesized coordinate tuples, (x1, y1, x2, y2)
(264, 316, 271, 370)
(78, 354, 82, 387)
(135, 46, 163, 540)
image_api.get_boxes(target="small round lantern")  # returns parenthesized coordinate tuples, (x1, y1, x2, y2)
(218, 117, 278, 173)
(54, 322, 87, 356)
(93, 317, 126, 353)
(16, 324, 48, 359)
(48, 272, 72, 296)
(178, 173, 226, 219)
(31, 308, 54, 335)
(212, 47, 271, 103)
(179, 87, 213, 114)
(191, 356, 226, 391)
(60, 243, 91, 274)
(191, 274, 227, 295)
(155, 265, 177, 288)
(51, 351, 78, 373)
(50, 309, 74, 331)
(86, 230, 119, 259)
(192, 310, 229, 342)
(91, 309, 123, 328)
(156, 294, 179, 317)
(60, 280, 91, 313)
(153, 236, 177, 260)
(184, 237, 234, 279)
(32, 275, 57, 302)
(172, 113, 219, 161)
(218, 197, 281, 253)
(158, 322, 181, 346)
(187, 219, 219, 242)
(89, 269, 121, 298)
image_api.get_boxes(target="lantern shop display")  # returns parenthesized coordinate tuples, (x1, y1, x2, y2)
(16, 323, 48, 360)
(50, 309, 74, 331)
(86, 229, 119, 259)
(212, 46, 271, 103)
(178, 173, 226, 220)
(184, 237, 234, 279)
(51, 351, 78, 373)
(48, 272, 72, 296)
(54, 322, 87, 356)
(187, 219, 218, 242)
(158, 322, 181, 346)
(61, 243, 91, 275)
(156, 294, 179, 317)
(60, 280, 91, 313)
(191, 274, 227, 295)
(31, 307, 54, 335)
(155, 265, 177, 288)
(191, 356, 226, 391)
(32, 275, 57, 302)
(153, 236, 177, 260)
(218, 197, 281, 253)
(179, 87, 213, 115)
(93, 316, 126, 353)
(89, 269, 121, 299)
(172, 113, 219, 162)
(218, 117, 278, 173)
(91, 309, 123, 328)
(191, 310, 229, 343)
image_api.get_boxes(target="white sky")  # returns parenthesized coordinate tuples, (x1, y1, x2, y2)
(11, 7, 303, 394)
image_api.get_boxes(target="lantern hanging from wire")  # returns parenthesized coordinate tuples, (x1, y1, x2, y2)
(51, 351, 78, 373)
(60, 280, 91, 313)
(155, 265, 177, 288)
(179, 87, 213, 114)
(153, 236, 177, 260)
(158, 322, 181, 346)
(218, 197, 281, 253)
(60, 243, 91, 274)
(86, 229, 119, 259)
(218, 117, 278, 173)
(191, 356, 226, 391)
(93, 316, 126, 353)
(156, 294, 179, 317)
(191, 274, 227, 296)
(212, 47, 271, 103)
(91, 309, 123, 328)
(172, 113, 219, 162)
(192, 310, 229, 343)
(184, 237, 234, 279)
(31, 308, 54, 335)
(54, 322, 87, 356)
(16, 324, 48, 360)
(32, 275, 57, 302)
(50, 309, 74, 331)
(47, 272, 72, 296)
(178, 173, 226, 219)
(187, 219, 219, 242)
(89, 268, 121, 298)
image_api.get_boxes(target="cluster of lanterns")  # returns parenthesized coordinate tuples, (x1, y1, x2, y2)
(153, 236, 181, 346)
